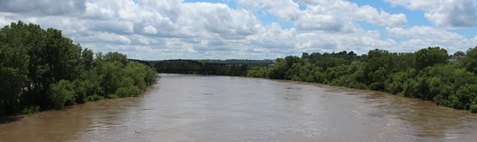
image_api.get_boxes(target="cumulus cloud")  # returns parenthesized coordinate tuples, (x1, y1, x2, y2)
(261, 0, 302, 21)
(355, 5, 407, 27)
(240, 0, 407, 32)
(0, 0, 474, 59)
(295, 30, 397, 53)
(386, 26, 477, 52)
(385, 0, 477, 28)
(295, 1, 358, 32)
(142, 25, 158, 34)
(179, 2, 261, 39)
(0, 0, 87, 16)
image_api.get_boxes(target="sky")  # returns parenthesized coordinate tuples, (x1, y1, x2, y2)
(1, 0, 477, 60)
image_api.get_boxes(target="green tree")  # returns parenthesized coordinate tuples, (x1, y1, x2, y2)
(48, 80, 75, 109)
(81, 48, 94, 70)
(460, 47, 477, 74)
(364, 49, 392, 87)
(95, 61, 124, 96)
(414, 47, 448, 70)
(246, 65, 267, 78)
(0, 21, 160, 116)
(316, 57, 348, 71)
(386, 71, 408, 94)
(267, 56, 302, 79)
(453, 51, 466, 56)
(0, 22, 30, 116)
(123, 62, 148, 90)
(454, 84, 477, 110)
(104, 51, 128, 65)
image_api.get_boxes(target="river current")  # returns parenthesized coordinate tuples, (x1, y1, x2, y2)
(1, 74, 476, 141)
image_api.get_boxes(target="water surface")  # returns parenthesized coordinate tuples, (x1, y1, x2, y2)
(1, 74, 476, 141)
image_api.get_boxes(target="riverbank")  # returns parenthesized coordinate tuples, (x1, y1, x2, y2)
(2, 74, 476, 141)
(206, 47, 477, 113)
(0, 21, 159, 117)
(0, 76, 159, 124)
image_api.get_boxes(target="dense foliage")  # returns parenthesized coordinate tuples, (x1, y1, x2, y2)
(215, 47, 477, 113)
(0, 21, 159, 116)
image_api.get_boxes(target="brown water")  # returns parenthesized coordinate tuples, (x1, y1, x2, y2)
(1, 74, 477, 142)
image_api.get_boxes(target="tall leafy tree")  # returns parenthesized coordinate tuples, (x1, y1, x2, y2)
(104, 51, 128, 65)
(461, 47, 477, 74)
(0, 21, 159, 116)
(414, 47, 448, 70)
(0, 22, 30, 116)
(453, 51, 466, 56)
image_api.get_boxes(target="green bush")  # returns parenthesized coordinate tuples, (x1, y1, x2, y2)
(108, 94, 119, 99)
(48, 80, 76, 109)
(469, 104, 477, 113)
(21, 106, 39, 116)
(115, 86, 140, 98)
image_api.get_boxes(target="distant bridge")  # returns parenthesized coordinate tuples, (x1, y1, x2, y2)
(128, 59, 274, 74)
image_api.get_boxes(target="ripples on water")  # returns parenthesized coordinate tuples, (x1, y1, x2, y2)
(0, 74, 476, 141)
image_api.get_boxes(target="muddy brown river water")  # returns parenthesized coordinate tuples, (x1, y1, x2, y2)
(1, 74, 477, 142)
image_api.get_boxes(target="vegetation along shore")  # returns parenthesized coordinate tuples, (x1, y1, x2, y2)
(0, 21, 159, 117)
(2, 21, 477, 117)
(209, 46, 477, 113)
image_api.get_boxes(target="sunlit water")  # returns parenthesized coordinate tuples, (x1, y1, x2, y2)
(1, 74, 476, 141)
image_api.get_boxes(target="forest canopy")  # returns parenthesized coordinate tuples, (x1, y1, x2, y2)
(0, 21, 159, 116)
(211, 47, 477, 113)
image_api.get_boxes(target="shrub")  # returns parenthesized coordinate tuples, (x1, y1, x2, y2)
(21, 106, 39, 116)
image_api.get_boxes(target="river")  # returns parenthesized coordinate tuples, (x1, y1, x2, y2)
(1, 74, 477, 141)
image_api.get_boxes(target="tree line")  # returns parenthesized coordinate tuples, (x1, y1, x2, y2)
(212, 47, 477, 113)
(0, 21, 159, 117)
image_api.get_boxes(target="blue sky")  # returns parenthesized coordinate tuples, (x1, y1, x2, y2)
(1, 0, 477, 59)
(184, 0, 477, 38)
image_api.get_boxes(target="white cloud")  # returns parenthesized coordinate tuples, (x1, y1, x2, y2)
(76, 32, 131, 45)
(142, 25, 158, 34)
(240, 0, 407, 32)
(355, 5, 407, 27)
(385, 0, 477, 28)
(0, 15, 9, 26)
(248, 23, 297, 50)
(295, 30, 396, 53)
(261, 0, 302, 21)
(386, 26, 477, 53)
(0, 0, 86, 16)
(90, 20, 135, 34)
(178, 2, 261, 39)
(296, 2, 356, 32)
(0, 0, 474, 60)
